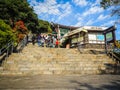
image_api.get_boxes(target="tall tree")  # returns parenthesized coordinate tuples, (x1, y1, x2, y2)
(0, 0, 39, 32)
(0, 0, 52, 34)
(100, 0, 120, 18)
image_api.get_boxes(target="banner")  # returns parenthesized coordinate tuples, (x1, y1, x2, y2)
(106, 32, 113, 42)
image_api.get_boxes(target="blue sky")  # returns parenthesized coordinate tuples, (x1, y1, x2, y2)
(27, 0, 120, 40)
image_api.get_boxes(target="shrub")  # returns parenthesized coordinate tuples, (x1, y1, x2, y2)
(0, 20, 16, 49)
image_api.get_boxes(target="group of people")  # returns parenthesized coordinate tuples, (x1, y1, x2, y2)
(31, 33, 59, 48)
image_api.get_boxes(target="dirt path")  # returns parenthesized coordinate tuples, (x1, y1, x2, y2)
(0, 75, 120, 90)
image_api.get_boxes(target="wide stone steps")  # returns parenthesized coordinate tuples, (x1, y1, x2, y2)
(0, 44, 118, 75)
(1, 60, 115, 75)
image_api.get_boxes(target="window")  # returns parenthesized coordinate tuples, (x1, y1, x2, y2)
(88, 34, 96, 40)
(88, 33, 104, 43)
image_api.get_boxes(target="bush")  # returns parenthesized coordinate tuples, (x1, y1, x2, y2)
(0, 20, 16, 49)
(115, 40, 120, 48)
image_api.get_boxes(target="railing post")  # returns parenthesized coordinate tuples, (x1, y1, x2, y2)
(24, 36, 27, 47)
(23, 36, 26, 48)
(0, 49, 1, 55)
(6, 43, 9, 58)
(11, 42, 14, 53)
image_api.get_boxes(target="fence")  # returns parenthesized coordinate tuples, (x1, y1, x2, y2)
(0, 36, 28, 62)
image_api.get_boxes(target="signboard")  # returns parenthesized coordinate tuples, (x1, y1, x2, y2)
(91, 27, 102, 30)
(83, 26, 107, 30)
(97, 35, 104, 41)
(106, 32, 113, 42)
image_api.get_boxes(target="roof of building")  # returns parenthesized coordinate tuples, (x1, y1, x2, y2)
(83, 26, 108, 31)
(52, 23, 108, 31)
(51, 23, 117, 35)
(63, 28, 87, 38)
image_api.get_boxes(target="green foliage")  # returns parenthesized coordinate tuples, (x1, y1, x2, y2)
(0, 20, 16, 49)
(0, 0, 52, 34)
(0, 0, 39, 32)
(100, 0, 120, 16)
(38, 20, 52, 33)
(100, 0, 119, 9)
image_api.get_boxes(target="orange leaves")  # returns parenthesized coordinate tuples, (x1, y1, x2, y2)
(17, 33, 25, 42)
(14, 20, 27, 32)
(13, 20, 28, 42)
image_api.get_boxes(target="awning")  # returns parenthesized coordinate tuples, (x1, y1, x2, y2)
(63, 28, 88, 38)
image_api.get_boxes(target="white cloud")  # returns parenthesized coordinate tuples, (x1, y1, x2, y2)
(97, 14, 110, 21)
(29, 0, 72, 21)
(74, 5, 104, 26)
(109, 20, 116, 25)
(78, 17, 83, 21)
(32, 0, 60, 15)
(74, 22, 83, 26)
(28, 0, 38, 6)
(86, 20, 94, 25)
(73, 0, 88, 7)
(91, 0, 101, 7)
(74, 14, 84, 26)
(58, 2, 72, 20)
(102, 20, 115, 26)
(75, 19, 94, 26)
(83, 6, 103, 16)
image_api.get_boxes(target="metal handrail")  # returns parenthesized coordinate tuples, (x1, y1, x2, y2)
(108, 50, 120, 62)
(0, 41, 13, 55)
(0, 41, 13, 63)
(16, 36, 27, 52)
(0, 36, 28, 60)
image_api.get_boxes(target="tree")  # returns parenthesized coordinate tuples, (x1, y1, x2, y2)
(0, 0, 52, 34)
(0, 0, 39, 32)
(0, 20, 16, 48)
(100, 0, 120, 17)
(38, 20, 52, 33)
(13, 20, 28, 42)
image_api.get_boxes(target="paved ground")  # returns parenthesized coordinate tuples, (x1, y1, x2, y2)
(0, 74, 120, 90)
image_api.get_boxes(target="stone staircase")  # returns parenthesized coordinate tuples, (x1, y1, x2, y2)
(0, 43, 119, 76)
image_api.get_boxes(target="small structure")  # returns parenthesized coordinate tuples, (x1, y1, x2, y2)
(62, 26, 107, 49)
(51, 23, 116, 49)
(62, 26, 116, 49)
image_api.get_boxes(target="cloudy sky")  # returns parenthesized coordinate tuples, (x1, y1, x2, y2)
(27, 0, 120, 40)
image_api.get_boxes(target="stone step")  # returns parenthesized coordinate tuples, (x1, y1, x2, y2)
(1, 43, 118, 75)
(7, 54, 112, 60)
(4, 62, 116, 71)
(0, 67, 3, 72)
(4, 60, 115, 67)
(1, 68, 119, 76)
